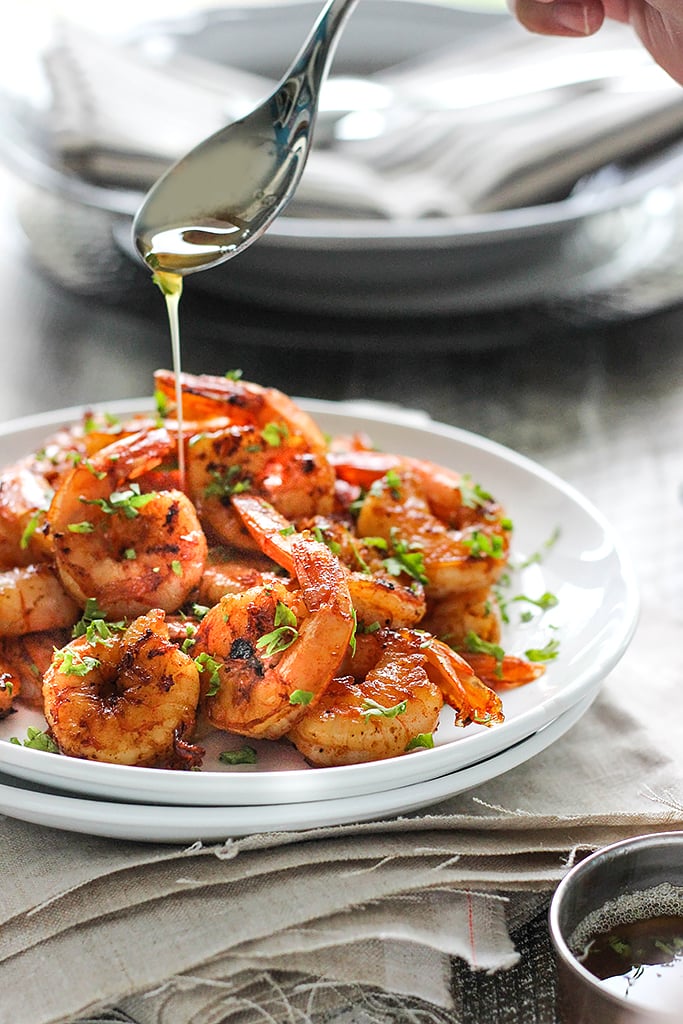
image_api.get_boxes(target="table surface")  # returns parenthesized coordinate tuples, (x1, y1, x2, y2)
(1, 166, 682, 1024)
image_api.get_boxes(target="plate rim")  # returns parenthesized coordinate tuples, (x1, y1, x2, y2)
(0, 691, 597, 842)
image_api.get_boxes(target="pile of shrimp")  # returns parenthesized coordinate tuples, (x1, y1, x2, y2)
(0, 370, 545, 769)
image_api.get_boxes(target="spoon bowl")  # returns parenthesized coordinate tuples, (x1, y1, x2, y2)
(132, 0, 359, 275)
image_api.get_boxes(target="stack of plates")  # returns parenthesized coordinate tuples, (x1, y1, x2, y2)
(0, 400, 638, 843)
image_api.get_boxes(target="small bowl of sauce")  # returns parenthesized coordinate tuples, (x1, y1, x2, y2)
(549, 832, 683, 1023)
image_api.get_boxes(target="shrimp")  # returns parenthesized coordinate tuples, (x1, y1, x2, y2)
(192, 534, 354, 740)
(186, 421, 335, 550)
(287, 631, 444, 766)
(0, 564, 81, 636)
(231, 494, 427, 629)
(0, 464, 54, 569)
(47, 427, 207, 619)
(0, 629, 71, 712)
(340, 462, 511, 598)
(194, 547, 287, 607)
(421, 587, 503, 648)
(287, 627, 504, 767)
(458, 651, 546, 690)
(42, 609, 203, 767)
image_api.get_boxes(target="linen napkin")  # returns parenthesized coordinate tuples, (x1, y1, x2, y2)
(29, 14, 683, 219)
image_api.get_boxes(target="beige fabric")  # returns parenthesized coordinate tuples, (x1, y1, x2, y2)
(1, 603, 682, 1024)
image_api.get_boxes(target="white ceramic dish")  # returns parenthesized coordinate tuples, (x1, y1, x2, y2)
(0, 692, 595, 843)
(0, 398, 638, 806)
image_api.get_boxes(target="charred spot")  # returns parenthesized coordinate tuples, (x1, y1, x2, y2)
(164, 503, 180, 530)
(300, 454, 316, 475)
(230, 637, 254, 660)
(229, 638, 264, 676)
(148, 543, 181, 556)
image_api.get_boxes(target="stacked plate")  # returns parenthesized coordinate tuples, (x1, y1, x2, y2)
(0, 400, 639, 843)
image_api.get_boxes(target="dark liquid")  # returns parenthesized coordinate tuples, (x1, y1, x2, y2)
(579, 914, 683, 1011)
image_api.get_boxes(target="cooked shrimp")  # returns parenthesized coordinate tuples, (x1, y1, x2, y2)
(194, 546, 287, 607)
(0, 628, 71, 711)
(48, 427, 207, 618)
(231, 494, 427, 629)
(421, 587, 502, 648)
(154, 369, 329, 451)
(459, 651, 546, 689)
(287, 631, 444, 766)
(288, 626, 504, 767)
(192, 535, 354, 739)
(0, 464, 53, 569)
(0, 564, 81, 636)
(42, 609, 202, 767)
(186, 421, 335, 550)
(348, 465, 510, 597)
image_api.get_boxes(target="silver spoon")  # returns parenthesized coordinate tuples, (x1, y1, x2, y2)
(132, 0, 359, 277)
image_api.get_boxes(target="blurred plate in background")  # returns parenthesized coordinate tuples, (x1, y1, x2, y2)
(2, 0, 683, 321)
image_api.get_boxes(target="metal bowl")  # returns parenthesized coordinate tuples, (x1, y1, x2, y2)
(549, 832, 683, 1024)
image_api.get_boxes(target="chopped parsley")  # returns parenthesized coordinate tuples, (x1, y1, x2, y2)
(219, 746, 258, 766)
(204, 465, 251, 499)
(289, 689, 314, 706)
(406, 733, 434, 751)
(256, 602, 298, 656)
(361, 697, 407, 718)
(81, 483, 157, 519)
(260, 421, 289, 447)
(10, 727, 59, 753)
(195, 652, 222, 695)
(525, 638, 561, 662)
(382, 530, 429, 585)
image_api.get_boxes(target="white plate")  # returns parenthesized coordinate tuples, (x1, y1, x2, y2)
(0, 693, 595, 843)
(0, 398, 639, 806)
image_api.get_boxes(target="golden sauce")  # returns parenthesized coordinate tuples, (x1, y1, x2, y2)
(149, 268, 185, 491)
(579, 914, 683, 1012)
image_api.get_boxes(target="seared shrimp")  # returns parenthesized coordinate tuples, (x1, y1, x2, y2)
(0, 564, 81, 636)
(0, 464, 54, 569)
(186, 421, 335, 550)
(43, 609, 202, 767)
(0, 628, 71, 712)
(195, 546, 287, 607)
(343, 463, 511, 597)
(287, 631, 444, 766)
(193, 535, 354, 739)
(288, 626, 504, 767)
(232, 494, 427, 629)
(48, 428, 207, 618)
(421, 587, 502, 648)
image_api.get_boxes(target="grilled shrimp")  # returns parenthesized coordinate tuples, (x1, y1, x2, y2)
(194, 546, 287, 607)
(0, 464, 54, 569)
(231, 494, 426, 629)
(332, 457, 511, 598)
(192, 534, 354, 740)
(421, 587, 502, 647)
(154, 369, 336, 547)
(0, 564, 81, 636)
(0, 628, 71, 712)
(43, 609, 202, 767)
(288, 627, 504, 767)
(186, 421, 335, 550)
(47, 428, 207, 618)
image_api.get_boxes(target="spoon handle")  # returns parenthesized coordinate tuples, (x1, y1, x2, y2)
(282, 0, 360, 123)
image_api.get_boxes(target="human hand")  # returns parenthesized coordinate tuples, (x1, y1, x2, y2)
(508, 0, 683, 85)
